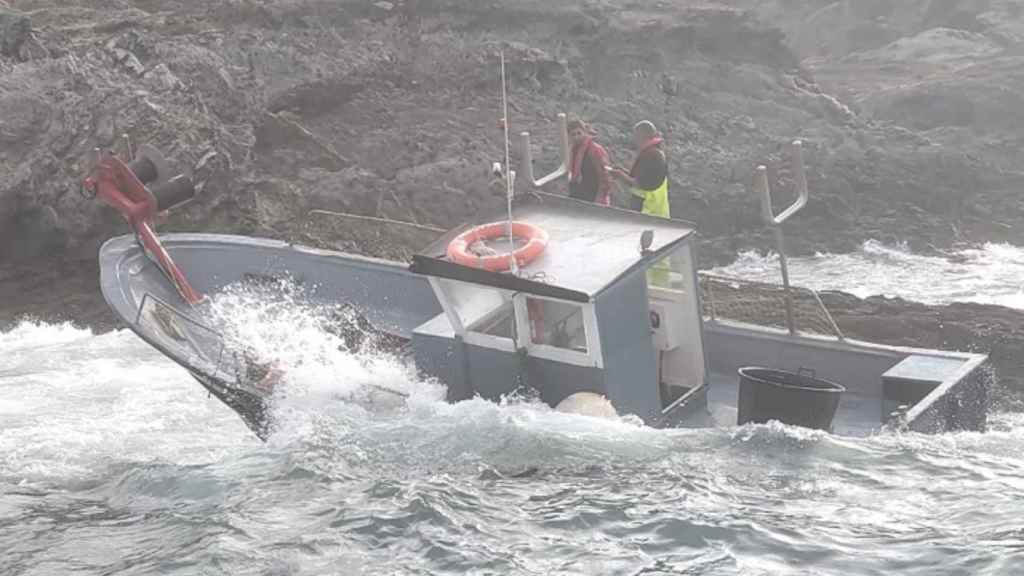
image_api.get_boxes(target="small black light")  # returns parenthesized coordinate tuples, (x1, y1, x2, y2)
(640, 229, 654, 255)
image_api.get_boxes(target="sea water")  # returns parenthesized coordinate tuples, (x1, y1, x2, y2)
(4, 242, 1024, 575)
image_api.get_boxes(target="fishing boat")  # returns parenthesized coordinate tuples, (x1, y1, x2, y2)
(87, 114, 991, 440)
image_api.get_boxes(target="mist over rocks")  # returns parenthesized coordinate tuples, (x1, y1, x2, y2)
(2, 0, 1023, 391)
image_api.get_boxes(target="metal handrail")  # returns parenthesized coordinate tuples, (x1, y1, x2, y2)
(519, 113, 571, 188)
(754, 140, 808, 335)
(758, 140, 808, 226)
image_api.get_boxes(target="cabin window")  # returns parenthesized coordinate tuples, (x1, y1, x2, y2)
(435, 279, 515, 340)
(471, 301, 515, 339)
(525, 297, 588, 353)
(649, 251, 688, 290)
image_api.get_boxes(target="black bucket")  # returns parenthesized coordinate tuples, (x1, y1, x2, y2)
(737, 367, 845, 431)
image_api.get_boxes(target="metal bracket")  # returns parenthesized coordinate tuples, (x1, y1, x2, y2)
(518, 113, 570, 188)
(756, 140, 807, 227)
(754, 140, 809, 336)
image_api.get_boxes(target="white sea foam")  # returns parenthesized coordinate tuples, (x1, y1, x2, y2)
(0, 322, 253, 483)
(711, 240, 1024, 308)
(5, 316, 1024, 575)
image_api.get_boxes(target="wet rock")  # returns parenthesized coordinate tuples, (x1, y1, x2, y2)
(144, 63, 184, 91)
(254, 111, 351, 172)
(12, 205, 66, 261)
(1, 0, 1023, 392)
(494, 41, 568, 89)
(93, 114, 117, 147)
(852, 28, 1000, 66)
(0, 8, 31, 58)
(105, 36, 146, 76)
(0, 93, 49, 148)
(266, 77, 363, 117)
(817, 93, 855, 124)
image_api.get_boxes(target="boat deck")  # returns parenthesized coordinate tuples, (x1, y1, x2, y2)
(685, 372, 887, 436)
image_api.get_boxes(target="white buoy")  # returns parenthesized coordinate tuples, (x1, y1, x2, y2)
(555, 392, 618, 419)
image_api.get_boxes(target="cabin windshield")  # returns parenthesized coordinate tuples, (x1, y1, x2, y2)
(429, 277, 602, 366)
(435, 278, 515, 340)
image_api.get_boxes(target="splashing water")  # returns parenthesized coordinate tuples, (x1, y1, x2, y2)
(196, 278, 448, 437)
(712, 241, 1024, 309)
(4, 306, 1024, 574)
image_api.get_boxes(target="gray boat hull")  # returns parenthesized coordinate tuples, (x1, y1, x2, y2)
(99, 233, 992, 438)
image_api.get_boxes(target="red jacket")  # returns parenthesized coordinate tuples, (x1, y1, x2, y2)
(568, 137, 612, 205)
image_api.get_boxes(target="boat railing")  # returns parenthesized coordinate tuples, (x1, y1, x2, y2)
(757, 140, 808, 335)
(519, 113, 571, 188)
(699, 272, 845, 341)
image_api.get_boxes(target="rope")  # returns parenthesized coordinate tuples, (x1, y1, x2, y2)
(308, 209, 445, 233)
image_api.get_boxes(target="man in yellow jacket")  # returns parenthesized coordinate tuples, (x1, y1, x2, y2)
(611, 120, 670, 218)
(612, 121, 672, 286)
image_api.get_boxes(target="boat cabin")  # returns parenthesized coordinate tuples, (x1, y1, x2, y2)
(409, 194, 708, 424)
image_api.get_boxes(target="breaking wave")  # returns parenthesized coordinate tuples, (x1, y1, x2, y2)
(711, 240, 1024, 309)
(202, 278, 443, 429)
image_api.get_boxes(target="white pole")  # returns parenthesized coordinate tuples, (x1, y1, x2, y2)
(500, 51, 515, 262)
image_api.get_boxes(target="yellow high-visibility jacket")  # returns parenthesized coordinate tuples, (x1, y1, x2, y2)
(631, 177, 670, 219)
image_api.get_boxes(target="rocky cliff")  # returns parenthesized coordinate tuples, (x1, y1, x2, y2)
(2, 0, 1023, 391)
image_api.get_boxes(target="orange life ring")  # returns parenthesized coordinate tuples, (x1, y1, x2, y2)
(446, 221, 548, 272)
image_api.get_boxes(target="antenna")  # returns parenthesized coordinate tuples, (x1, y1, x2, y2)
(499, 50, 518, 272)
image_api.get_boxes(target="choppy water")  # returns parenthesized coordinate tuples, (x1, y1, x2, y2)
(712, 241, 1024, 309)
(4, 318, 1024, 575)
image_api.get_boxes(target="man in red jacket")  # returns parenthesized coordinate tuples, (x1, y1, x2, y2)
(566, 118, 612, 206)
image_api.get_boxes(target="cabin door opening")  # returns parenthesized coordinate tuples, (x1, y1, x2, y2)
(647, 243, 707, 409)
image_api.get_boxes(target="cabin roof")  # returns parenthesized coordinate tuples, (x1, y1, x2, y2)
(410, 193, 696, 301)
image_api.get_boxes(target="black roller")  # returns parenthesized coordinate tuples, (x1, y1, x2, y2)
(127, 144, 171, 186)
(151, 174, 196, 212)
(128, 155, 158, 185)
